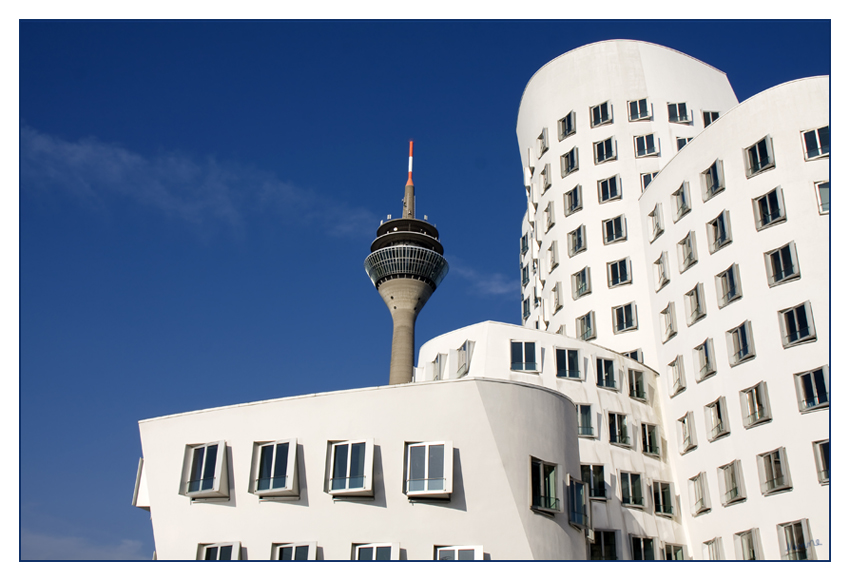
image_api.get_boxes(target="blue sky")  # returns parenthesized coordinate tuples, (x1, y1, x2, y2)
(18, 20, 829, 560)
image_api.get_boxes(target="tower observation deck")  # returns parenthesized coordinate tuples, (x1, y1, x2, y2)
(365, 142, 449, 384)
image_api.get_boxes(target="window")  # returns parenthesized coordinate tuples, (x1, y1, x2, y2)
(597, 358, 616, 389)
(273, 542, 317, 561)
(520, 233, 529, 255)
(613, 302, 637, 333)
(676, 137, 692, 151)
(628, 98, 651, 121)
(703, 538, 723, 560)
(198, 542, 240, 560)
(802, 125, 829, 159)
(653, 482, 674, 516)
(521, 264, 529, 287)
(552, 282, 563, 313)
(664, 545, 685, 560)
(631, 536, 654, 560)
(537, 128, 549, 158)
(609, 413, 630, 446)
(623, 349, 643, 363)
(703, 110, 719, 127)
(741, 382, 771, 428)
(745, 136, 775, 177)
(568, 224, 586, 257)
(796, 366, 829, 412)
(648, 204, 664, 241)
(252, 438, 298, 497)
(594, 137, 617, 164)
(558, 111, 576, 140)
(430, 353, 446, 381)
(705, 397, 729, 441)
(682, 284, 705, 326)
(694, 338, 716, 381)
(510, 341, 537, 371)
(590, 101, 613, 127)
(669, 355, 686, 396)
(727, 321, 755, 366)
(183, 441, 228, 499)
(640, 171, 658, 191)
(753, 187, 786, 230)
(679, 411, 696, 453)
(779, 301, 816, 347)
(620, 472, 643, 506)
(353, 543, 398, 561)
(628, 369, 646, 400)
(734, 530, 761, 560)
(328, 440, 374, 496)
(577, 405, 595, 437)
(590, 530, 617, 560)
(778, 520, 815, 560)
(715, 264, 742, 308)
(677, 232, 697, 272)
(706, 210, 732, 253)
(667, 102, 690, 123)
(758, 447, 791, 495)
(765, 242, 800, 286)
(719, 460, 745, 505)
(577, 311, 596, 341)
(634, 134, 658, 157)
(572, 267, 591, 299)
(816, 181, 829, 213)
(813, 440, 829, 484)
(569, 477, 590, 528)
(598, 175, 620, 203)
(660, 302, 677, 343)
(564, 184, 582, 216)
(582, 465, 605, 498)
(607, 258, 631, 287)
(455, 341, 471, 377)
(531, 457, 561, 512)
(689, 472, 710, 515)
(522, 297, 530, 320)
(654, 253, 669, 292)
(540, 163, 551, 192)
(548, 240, 559, 272)
(602, 215, 626, 244)
(556, 348, 581, 379)
(405, 441, 452, 497)
(560, 147, 579, 176)
(434, 546, 483, 560)
(544, 201, 555, 231)
(702, 159, 725, 199)
(672, 182, 691, 221)
(641, 423, 660, 456)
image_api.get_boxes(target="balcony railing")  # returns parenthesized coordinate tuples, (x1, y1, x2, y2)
(765, 474, 788, 492)
(570, 511, 590, 527)
(364, 245, 449, 289)
(709, 422, 726, 440)
(723, 487, 741, 503)
(256, 475, 288, 491)
(532, 495, 560, 511)
(801, 395, 828, 409)
(330, 475, 366, 491)
(406, 477, 446, 494)
(746, 406, 767, 426)
(578, 425, 595, 437)
(557, 368, 581, 379)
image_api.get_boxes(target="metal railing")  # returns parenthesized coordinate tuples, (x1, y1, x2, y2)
(364, 245, 449, 289)
(801, 394, 827, 409)
(746, 406, 767, 425)
(256, 475, 288, 491)
(786, 326, 812, 344)
(765, 475, 787, 492)
(406, 477, 446, 493)
(330, 475, 366, 491)
(578, 426, 595, 437)
(188, 477, 217, 493)
(709, 422, 726, 440)
(611, 432, 630, 446)
(532, 495, 560, 511)
(557, 368, 581, 379)
(723, 487, 740, 503)
(570, 511, 590, 527)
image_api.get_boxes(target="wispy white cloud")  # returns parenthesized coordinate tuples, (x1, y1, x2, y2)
(20, 125, 377, 238)
(20, 529, 150, 560)
(448, 256, 518, 297)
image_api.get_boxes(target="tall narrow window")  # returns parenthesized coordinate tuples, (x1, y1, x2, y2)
(548, 240, 559, 271)
(745, 136, 775, 177)
(706, 210, 732, 253)
(814, 440, 830, 484)
(568, 224, 586, 256)
(540, 163, 551, 192)
(753, 187, 786, 230)
(560, 147, 579, 176)
(741, 382, 771, 428)
(577, 405, 595, 437)
(537, 128, 549, 158)
(597, 358, 616, 389)
(556, 348, 581, 379)
(648, 204, 664, 241)
(520, 233, 529, 255)
(802, 126, 829, 159)
(628, 369, 646, 400)
(716, 264, 742, 308)
(569, 478, 590, 528)
(582, 465, 605, 498)
(679, 411, 696, 452)
(660, 302, 677, 342)
(544, 201, 555, 231)
(694, 339, 716, 381)
(672, 182, 691, 221)
(620, 472, 643, 505)
(677, 232, 697, 271)
(558, 111, 576, 140)
(816, 181, 829, 213)
(735, 530, 760, 560)
(572, 267, 591, 299)
(653, 482, 674, 516)
(703, 539, 722, 560)
(521, 264, 529, 287)
(689, 472, 710, 515)
(510, 341, 537, 371)
(685, 283, 706, 325)
(669, 355, 686, 396)
(641, 423, 659, 456)
(727, 321, 755, 366)
(654, 253, 669, 291)
(577, 311, 596, 341)
(564, 184, 582, 216)
(758, 447, 791, 495)
(719, 460, 745, 505)
(531, 458, 560, 512)
(705, 397, 729, 441)
(702, 160, 725, 199)
(779, 520, 814, 560)
(609, 413, 629, 446)
(552, 282, 563, 313)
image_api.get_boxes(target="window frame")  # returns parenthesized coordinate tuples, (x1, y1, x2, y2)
(593, 136, 617, 164)
(715, 263, 742, 308)
(752, 187, 786, 230)
(801, 125, 829, 160)
(536, 127, 549, 158)
(648, 203, 664, 241)
(678, 411, 697, 453)
(434, 545, 484, 561)
(813, 439, 829, 485)
(815, 181, 829, 214)
(652, 481, 675, 517)
(677, 231, 698, 272)
(703, 110, 719, 127)
(628, 98, 651, 121)
(560, 146, 579, 177)
(758, 446, 792, 495)
(530, 456, 563, 513)
(607, 258, 631, 288)
(631, 536, 655, 561)
(539, 163, 551, 193)
(778, 520, 815, 560)
(641, 423, 660, 456)
(693, 338, 716, 382)
(779, 301, 816, 347)
(676, 137, 692, 151)
(667, 102, 690, 124)
(577, 404, 595, 438)
(706, 209, 732, 253)
(744, 135, 775, 178)
(660, 302, 677, 343)
(572, 266, 592, 299)
(628, 369, 646, 401)
(198, 542, 241, 561)
(765, 241, 800, 286)
(597, 175, 621, 203)
(664, 544, 686, 560)
(612, 302, 638, 334)
(672, 181, 691, 221)
(654, 252, 670, 292)
(740, 382, 772, 428)
(564, 184, 582, 216)
(620, 471, 644, 507)
(602, 215, 627, 245)
(718, 460, 746, 506)
(558, 111, 576, 141)
(327, 439, 375, 496)
(596, 357, 617, 390)
(353, 543, 399, 561)
(556, 347, 582, 380)
(589, 530, 618, 560)
(703, 538, 723, 560)
(634, 133, 659, 158)
(669, 355, 686, 397)
(609, 412, 630, 447)
(705, 396, 730, 441)
(551, 281, 563, 313)
(727, 320, 755, 366)
(569, 477, 591, 529)
(582, 464, 606, 498)
(701, 159, 725, 200)
(684, 283, 706, 325)
(522, 297, 530, 320)
(272, 542, 317, 561)
(183, 440, 229, 500)
(734, 529, 762, 561)
(568, 224, 586, 257)
(405, 440, 453, 498)
(577, 311, 596, 341)
(688, 471, 711, 516)
(548, 240, 559, 272)
(251, 438, 299, 498)
(640, 171, 658, 192)
(590, 101, 613, 127)
(510, 340, 538, 372)
(795, 365, 829, 412)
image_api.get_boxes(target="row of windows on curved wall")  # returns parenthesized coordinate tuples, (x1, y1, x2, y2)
(197, 541, 484, 560)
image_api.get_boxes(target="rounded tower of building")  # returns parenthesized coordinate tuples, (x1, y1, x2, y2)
(365, 142, 449, 384)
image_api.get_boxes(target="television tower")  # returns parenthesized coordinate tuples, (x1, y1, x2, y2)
(365, 142, 449, 384)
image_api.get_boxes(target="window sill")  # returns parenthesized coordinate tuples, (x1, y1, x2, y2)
(696, 371, 717, 383)
(755, 217, 787, 231)
(768, 274, 801, 289)
(594, 156, 618, 166)
(681, 444, 698, 455)
(730, 354, 756, 367)
(744, 417, 772, 429)
(591, 120, 614, 129)
(746, 164, 775, 179)
(557, 374, 583, 382)
(804, 153, 829, 162)
(610, 441, 632, 450)
(598, 196, 623, 205)
(763, 485, 792, 496)
(721, 496, 746, 507)
(686, 314, 706, 327)
(718, 295, 743, 310)
(799, 403, 829, 414)
(707, 431, 731, 443)
(642, 450, 661, 458)
(783, 336, 817, 349)
(704, 187, 725, 201)
(622, 502, 644, 510)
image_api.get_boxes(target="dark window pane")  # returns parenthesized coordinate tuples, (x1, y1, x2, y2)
(428, 445, 444, 490)
(294, 545, 309, 561)
(279, 546, 293, 560)
(219, 545, 232, 560)
(375, 546, 392, 560)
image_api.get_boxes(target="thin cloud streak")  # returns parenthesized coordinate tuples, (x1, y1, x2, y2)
(448, 257, 518, 297)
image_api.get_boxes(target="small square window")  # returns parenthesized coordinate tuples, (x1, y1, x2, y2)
(598, 175, 621, 203)
(727, 320, 755, 366)
(558, 111, 576, 141)
(705, 396, 729, 441)
(577, 311, 596, 341)
(641, 423, 660, 456)
(688, 472, 710, 515)
(685, 283, 706, 325)
(405, 441, 453, 498)
(198, 542, 241, 560)
(551, 282, 563, 313)
(582, 464, 605, 498)
(434, 546, 483, 560)
(765, 242, 800, 286)
(778, 520, 815, 560)
(796, 366, 829, 412)
(745, 136, 775, 177)
(734, 529, 762, 561)
(779, 301, 816, 347)
(537, 128, 549, 158)
(531, 457, 562, 512)
(510, 340, 538, 372)
(753, 187, 786, 230)
(672, 182, 691, 221)
(634, 134, 659, 157)
(564, 184, 582, 216)
(654, 252, 670, 292)
(660, 302, 677, 342)
(702, 159, 725, 199)
(252, 438, 299, 498)
(183, 441, 229, 499)
(816, 181, 829, 213)
(590, 530, 617, 560)
(561, 147, 579, 177)
(602, 215, 627, 244)
(590, 101, 613, 127)
(594, 137, 617, 164)
(328, 439, 375, 496)
(703, 110, 720, 127)
(548, 240, 559, 272)
(813, 440, 829, 485)
(612, 302, 637, 333)
(678, 411, 697, 453)
(664, 544, 685, 560)
(273, 542, 317, 561)
(569, 477, 591, 528)
(715, 264, 742, 308)
(667, 102, 690, 124)
(802, 126, 829, 160)
(631, 536, 655, 560)
(597, 358, 617, 390)
(577, 405, 595, 437)
(640, 171, 658, 191)
(693, 338, 716, 381)
(706, 210, 732, 253)
(718, 460, 746, 505)
(703, 538, 723, 560)
(676, 137, 692, 151)
(740, 382, 771, 428)
(572, 267, 592, 299)
(758, 447, 791, 495)
(629, 369, 646, 400)
(607, 258, 631, 288)
(568, 224, 586, 257)
(653, 482, 674, 516)
(620, 472, 643, 506)
(669, 355, 686, 397)
(556, 348, 581, 379)
(628, 98, 651, 121)
(353, 543, 398, 561)
(648, 204, 664, 241)
(677, 231, 698, 272)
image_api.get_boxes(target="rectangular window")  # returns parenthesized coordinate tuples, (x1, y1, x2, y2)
(779, 301, 816, 347)
(354, 543, 398, 561)
(703, 110, 719, 127)
(796, 366, 829, 412)
(648, 204, 664, 241)
(653, 481, 674, 516)
(431, 353, 446, 380)
(628, 369, 646, 400)
(602, 215, 626, 244)
(569, 478, 590, 528)
(727, 320, 755, 366)
(531, 457, 561, 512)
(273, 542, 316, 561)
(634, 134, 658, 157)
(510, 340, 537, 371)
(676, 137, 692, 150)
(406, 441, 452, 497)
(561, 147, 579, 176)
(765, 242, 800, 286)
(640, 171, 658, 191)
(544, 201, 555, 231)
(329, 439, 374, 495)
(672, 181, 691, 221)
(660, 302, 677, 342)
(702, 159, 725, 199)
(741, 382, 771, 428)
(694, 338, 716, 381)
(677, 231, 697, 272)
(664, 544, 685, 560)
(667, 102, 690, 123)
(745, 136, 775, 177)
(685, 283, 706, 325)
(734, 530, 761, 561)
(556, 348, 581, 379)
(669, 355, 686, 397)
(598, 175, 620, 203)
(607, 258, 631, 287)
(568, 224, 586, 256)
(802, 125, 829, 159)
(253, 438, 298, 497)
(552, 282, 563, 312)
(597, 358, 616, 389)
(620, 472, 643, 506)
(594, 137, 617, 163)
(521, 264, 529, 287)
(613, 303, 637, 333)
(199, 542, 241, 560)
(456, 340, 471, 377)
(590, 530, 617, 560)
(654, 253, 670, 292)
(609, 413, 630, 446)
(715, 263, 742, 308)
(572, 267, 591, 299)
(778, 520, 815, 560)
(679, 411, 697, 453)
(689, 472, 710, 515)
(184, 441, 228, 499)
(758, 447, 791, 495)
(703, 538, 723, 560)
(564, 184, 582, 216)
(623, 349, 642, 363)
(540, 163, 551, 192)
(705, 397, 729, 441)
(582, 465, 605, 498)
(816, 181, 829, 213)
(434, 546, 483, 560)
(520, 233, 529, 255)
(719, 460, 745, 505)
(628, 98, 651, 121)
(522, 297, 530, 320)
(558, 111, 576, 140)
(753, 187, 786, 230)
(631, 536, 654, 561)
(814, 440, 829, 484)
(706, 210, 732, 253)
(548, 240, 559, 271)
(577, 405, 595, 437)
(641, 423, 660, 456)
(577, 311, 596, 341)
(590, 101, 613, 127)
(537, 128, 549, 158)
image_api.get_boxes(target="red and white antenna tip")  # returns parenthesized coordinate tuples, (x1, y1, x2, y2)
(406, 140, 414, 186)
